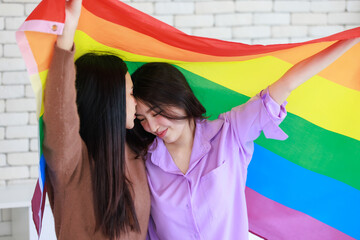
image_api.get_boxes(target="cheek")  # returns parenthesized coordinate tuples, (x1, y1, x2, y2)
(171, 120, 187, 131)
(156, 116, 172, 126)
(140, 121, 150, 132)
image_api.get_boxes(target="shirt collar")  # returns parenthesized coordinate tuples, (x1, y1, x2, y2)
(147, 118, 224, 175)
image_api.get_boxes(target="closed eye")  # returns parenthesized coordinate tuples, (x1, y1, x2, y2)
(152, 110, 163, 117)
(135, 114, 145, 122)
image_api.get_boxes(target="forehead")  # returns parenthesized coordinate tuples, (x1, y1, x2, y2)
(136, 101, 186, 117)
(136, 101, 152, 114)
(125, 72, 133, 88)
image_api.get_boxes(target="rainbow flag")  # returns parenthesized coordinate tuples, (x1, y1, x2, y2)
(16, 0, 360, 239)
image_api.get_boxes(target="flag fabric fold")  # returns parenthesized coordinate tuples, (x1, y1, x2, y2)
(16, 0, 360, 239)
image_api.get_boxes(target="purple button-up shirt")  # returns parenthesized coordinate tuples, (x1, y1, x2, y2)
(146, 89, 288, 240)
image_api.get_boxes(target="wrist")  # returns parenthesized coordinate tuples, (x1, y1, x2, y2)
(56, 35, 75, 51)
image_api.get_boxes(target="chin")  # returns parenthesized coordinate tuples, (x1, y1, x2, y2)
(163, 136, 175, 144)
(126, 122, 134, 129)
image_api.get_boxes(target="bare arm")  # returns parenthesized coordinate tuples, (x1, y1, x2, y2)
(57, 0, 82, 50)
(269, 38, 360, 105)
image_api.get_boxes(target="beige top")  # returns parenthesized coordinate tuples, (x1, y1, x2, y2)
(43, 45, 150, 240)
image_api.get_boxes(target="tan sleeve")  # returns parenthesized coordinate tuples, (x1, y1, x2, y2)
(42, 44, 83, 178)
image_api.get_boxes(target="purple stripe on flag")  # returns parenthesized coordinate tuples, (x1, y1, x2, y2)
(246, 187, 356, 240)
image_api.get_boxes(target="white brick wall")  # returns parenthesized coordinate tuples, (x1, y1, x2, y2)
(195, 1, 235, 14)
(328, 13, 360, 24)
(311, 1, 346, 13)
(0, 57, 26, 71)
(0, 0, 359, 238)
(0, 166, 29, 179)
(236, 1, 272, 12)
(0, 85, 24, 99)
(155, 2, 194, 14)
(5, 17, 26, 30)
(0, 100, 4, 112)
(0, 220, 12, 236)
(193, 27, 232, 39)
(292, 13, 327, 25)
(254, 13, 290, 25)
(2, 71, 29, 85)
(5, 98, 36, 112)
(0, 113, 28, 126)
(0, 4, 24, 17)
(309, 25, 345, 37)
(4, 44, 22, 57)
(0, 139, 29, 153)
(0, 128, 4, 140)
(175, 14, 214, 27)
(30, 138, 38, 151)
(6, 125, 37, 139)
(215, 13, 252, 27)
(233, 26, 271, 38)
(2, 209, 11, 222)
(348, 1, 360, 12)
(8, 152, 38, 165)
(272, 26, 307, 38)
(0, 17, 4, 30)
(274, 1, 310, 12)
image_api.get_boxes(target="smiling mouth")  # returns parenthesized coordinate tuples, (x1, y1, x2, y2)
(156, 129, 168, 138)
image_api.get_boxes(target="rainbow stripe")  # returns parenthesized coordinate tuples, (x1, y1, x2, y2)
(16, 0, 360, 239)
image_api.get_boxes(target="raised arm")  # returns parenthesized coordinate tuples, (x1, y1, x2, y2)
(43, 0, 83, 174)
(57, 0, 82, 50)
(269, 38, 360, 105)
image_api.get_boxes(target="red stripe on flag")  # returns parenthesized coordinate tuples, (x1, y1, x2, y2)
(83, 0, 360, 57)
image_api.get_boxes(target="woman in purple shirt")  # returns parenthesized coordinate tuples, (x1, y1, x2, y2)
(127, 38, 359, 240)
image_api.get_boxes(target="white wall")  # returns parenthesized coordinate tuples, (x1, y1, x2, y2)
(1, 0, 360, 238)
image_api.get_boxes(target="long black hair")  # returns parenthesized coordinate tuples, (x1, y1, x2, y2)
(127, 62, 206, 157)
(75, 53, 139, 239)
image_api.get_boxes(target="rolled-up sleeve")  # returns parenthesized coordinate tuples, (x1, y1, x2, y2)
(220, 88, 288, 146)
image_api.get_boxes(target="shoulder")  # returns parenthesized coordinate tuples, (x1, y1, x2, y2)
(195, 118, 225, 142)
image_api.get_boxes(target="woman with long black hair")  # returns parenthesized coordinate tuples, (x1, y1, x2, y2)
(43, 0, 150, 239)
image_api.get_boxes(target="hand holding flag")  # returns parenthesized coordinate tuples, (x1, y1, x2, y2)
(269, 37, 360, 104)
(57, 0, 82, 50)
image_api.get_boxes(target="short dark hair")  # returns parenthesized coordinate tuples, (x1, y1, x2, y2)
(75, 52, 140, 238)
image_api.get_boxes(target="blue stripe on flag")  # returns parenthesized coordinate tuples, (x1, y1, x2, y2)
(39, 154, 46, 190)
(247, 144, 360, 239)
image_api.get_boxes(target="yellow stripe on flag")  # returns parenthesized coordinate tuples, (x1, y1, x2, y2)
(179, 59, 360, 141)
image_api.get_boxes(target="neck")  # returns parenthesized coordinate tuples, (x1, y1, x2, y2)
(164, 119, 196, 174)
(165, 119, 195, 150)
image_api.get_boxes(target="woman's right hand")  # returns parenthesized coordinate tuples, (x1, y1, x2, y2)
(57, 0, 83, 51)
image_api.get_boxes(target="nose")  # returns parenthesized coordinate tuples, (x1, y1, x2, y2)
(147, 117, 158, 133)
(133, 96, 137, 107)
